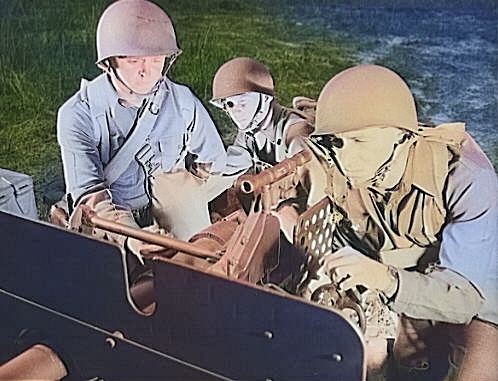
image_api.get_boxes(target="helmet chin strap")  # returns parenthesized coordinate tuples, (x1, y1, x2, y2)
(368, 132, 414, 190)
(98, 58, 168, 100)
(239, 94, 273, 133)
(110, 66, 161, 97)
(342, 132, 413, 190)
(107, 51, 180, 97)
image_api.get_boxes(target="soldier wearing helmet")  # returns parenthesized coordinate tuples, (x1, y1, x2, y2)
(211, 57, 314, 243)
(302, 65, 498, 380)
(56, 1, 227, 254)
(211, 57, 314, 176)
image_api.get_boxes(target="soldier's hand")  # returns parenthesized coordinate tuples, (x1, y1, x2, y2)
(321, 246, 398, 297)
(126, 237, 176, 263)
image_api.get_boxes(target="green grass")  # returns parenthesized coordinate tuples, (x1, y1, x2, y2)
(0, 0, 355, 219)
(2, 1, 498, 221)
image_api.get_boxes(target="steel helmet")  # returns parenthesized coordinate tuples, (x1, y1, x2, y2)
(211, 57, 274, 106)
(96, 0, 180, 65)
(313, 65, 418, 135)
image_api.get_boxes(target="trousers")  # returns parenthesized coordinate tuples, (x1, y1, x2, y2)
(385, 317, 498, 381)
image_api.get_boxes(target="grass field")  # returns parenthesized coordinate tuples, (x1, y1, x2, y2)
(0, 0, 355, 219)
(2, 1, 496, 221)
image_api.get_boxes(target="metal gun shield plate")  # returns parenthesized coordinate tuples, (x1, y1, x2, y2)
(0, 210, 365, 380)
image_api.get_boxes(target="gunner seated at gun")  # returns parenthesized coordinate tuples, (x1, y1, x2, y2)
(210, 57, 314, 240)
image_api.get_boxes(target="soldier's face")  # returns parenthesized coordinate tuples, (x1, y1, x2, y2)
(222, 92, 261, 131)
(333, 126, 402, 187)
(113, 55, 166, 94)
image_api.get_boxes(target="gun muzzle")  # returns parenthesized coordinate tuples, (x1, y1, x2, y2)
(0, 344, 68, 381)
(236, 149, 311, 195)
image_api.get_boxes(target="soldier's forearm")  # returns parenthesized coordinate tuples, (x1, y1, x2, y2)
(390, 268, 484, 324)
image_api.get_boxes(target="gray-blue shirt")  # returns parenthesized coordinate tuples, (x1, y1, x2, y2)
(57, 74, 226, 210)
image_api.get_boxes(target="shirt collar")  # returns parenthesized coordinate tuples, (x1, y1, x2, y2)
(403, 137, 443, 197)
(101, 74, 170, 117)
(402, 123, 465, 198)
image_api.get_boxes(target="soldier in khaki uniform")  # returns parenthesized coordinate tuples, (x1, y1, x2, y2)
(211, 57, 314, 176)
(210, 57, 314, 241)
(302, 65, 498, 380)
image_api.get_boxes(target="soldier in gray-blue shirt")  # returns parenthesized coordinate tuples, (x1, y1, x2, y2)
(57, 0, 227, 249)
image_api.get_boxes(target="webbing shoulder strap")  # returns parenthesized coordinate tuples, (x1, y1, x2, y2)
(102, 85, 168, 186)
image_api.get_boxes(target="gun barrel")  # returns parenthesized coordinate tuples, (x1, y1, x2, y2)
(0, 344, 67, 381)
(80, 206, 219, 260)
(237, 149, 311, 195)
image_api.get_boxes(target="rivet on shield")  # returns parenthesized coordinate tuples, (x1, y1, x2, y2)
(331, 353, 342, 362)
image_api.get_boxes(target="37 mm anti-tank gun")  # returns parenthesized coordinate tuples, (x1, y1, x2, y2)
(81, 148, 367, 331)
(0, 161, 366, 380)
(233, 149, 367, 331)
(77, 149, 313, 289)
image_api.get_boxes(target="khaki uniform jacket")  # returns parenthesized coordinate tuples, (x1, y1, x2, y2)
(224, 103, 313, 175)
(324, 123, 498, 325)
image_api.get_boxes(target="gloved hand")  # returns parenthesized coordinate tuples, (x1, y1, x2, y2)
(321, 246, 398, 297)
(68, 189, 138, 247)
(126, 225, 177, 264)
(126, 237, 176, 259)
